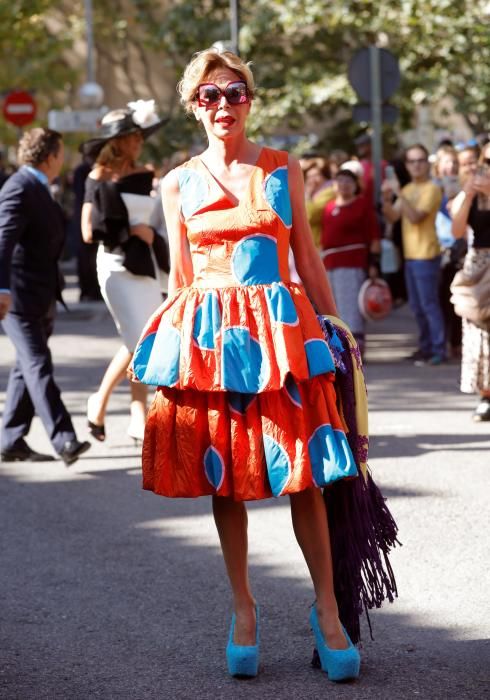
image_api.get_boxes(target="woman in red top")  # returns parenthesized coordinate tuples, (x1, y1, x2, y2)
(321, 168, 380, 354)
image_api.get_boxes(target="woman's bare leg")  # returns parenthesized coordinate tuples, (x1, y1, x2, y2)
(290, 487, 348, 650)
(88, 345, 132, 425)
(212, 496, 256, 645)
(128, 380, 148, 439)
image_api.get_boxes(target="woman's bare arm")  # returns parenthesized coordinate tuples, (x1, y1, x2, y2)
(81, 202, 93, 243)
(288, 156, 338, 316)
(81, 169, 104, 243)
(451, 183, 476, 239)
(381, 181, 402, 223)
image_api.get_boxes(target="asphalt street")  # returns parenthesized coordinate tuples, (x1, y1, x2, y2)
(1, 277, 489, 699)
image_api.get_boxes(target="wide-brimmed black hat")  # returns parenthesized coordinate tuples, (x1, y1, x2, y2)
(79, 100, 167, 158)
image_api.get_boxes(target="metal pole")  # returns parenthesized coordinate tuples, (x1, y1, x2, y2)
(369, 45, 382, 206)
(84, 0, 95, 82)
(230, 0, 240, 55)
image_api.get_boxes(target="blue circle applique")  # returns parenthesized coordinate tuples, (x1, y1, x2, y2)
(193, 291, 222, 350)
(231, 234, 281, 285)
(308, 424, 358, 486)
(263, 166, 292, 227)
(228, 392, 257, 414)
(304, 338, 335, 377)
(222, 327, 269, 392)
(132, 324, 181, 386)
(265, 283, 299, 325)
(203, 446, 225, 490)
(284, 374, 302, 408)
(263, 434, 291, 496)
(177, 168, 209, 218)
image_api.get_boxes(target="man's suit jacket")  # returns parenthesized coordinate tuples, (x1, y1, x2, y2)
(0, 167, 65, 316)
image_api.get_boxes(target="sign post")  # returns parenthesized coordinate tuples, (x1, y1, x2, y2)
(2, 90, 37, 128)
(348, 47, 401, 204)
(369, 46, 383, 206)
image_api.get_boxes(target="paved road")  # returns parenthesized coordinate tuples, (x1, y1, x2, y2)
(1, 281, 489, 699)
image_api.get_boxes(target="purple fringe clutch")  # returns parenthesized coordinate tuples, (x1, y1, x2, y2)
(318, 317, 399, 647)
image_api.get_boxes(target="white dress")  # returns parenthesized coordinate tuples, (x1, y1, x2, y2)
(89, 180, 164, 352)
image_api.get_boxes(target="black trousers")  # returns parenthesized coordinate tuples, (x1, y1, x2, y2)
(439, 261, 462, 351)
(1, 306, 76, 453)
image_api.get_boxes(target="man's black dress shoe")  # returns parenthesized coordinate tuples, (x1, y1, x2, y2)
(1, 443, 55, 462)
(59, 439, 91, 466)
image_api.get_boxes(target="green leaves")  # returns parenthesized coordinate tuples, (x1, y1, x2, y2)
(1, 1, 488, 150)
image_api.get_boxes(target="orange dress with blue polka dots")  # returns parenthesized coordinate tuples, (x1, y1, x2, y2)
(133, 148, 358, 500)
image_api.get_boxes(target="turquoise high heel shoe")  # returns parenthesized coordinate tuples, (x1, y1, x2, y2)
(309, 605, 360, 682)
(226, 606, 260, 678)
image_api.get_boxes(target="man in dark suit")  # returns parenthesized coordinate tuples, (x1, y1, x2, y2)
(0, 128, 90, 465)
(0, 149, 10, 190)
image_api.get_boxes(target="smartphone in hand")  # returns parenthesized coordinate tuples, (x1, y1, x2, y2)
(384, 165, 396, 181)
(383, 165, 400, 196)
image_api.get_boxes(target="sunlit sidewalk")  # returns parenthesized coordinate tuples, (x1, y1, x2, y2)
(1, 280, 488, 699)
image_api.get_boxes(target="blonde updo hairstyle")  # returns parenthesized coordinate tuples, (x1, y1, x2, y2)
(177, 48, 255, 114)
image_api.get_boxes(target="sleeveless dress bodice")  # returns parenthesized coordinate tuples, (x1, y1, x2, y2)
(179, 149, 292, 287)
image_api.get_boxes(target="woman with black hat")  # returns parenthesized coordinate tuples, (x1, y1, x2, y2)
(80, 100, 168, 443)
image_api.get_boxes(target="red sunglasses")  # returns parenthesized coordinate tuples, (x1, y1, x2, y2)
(196, 80, 249, 107)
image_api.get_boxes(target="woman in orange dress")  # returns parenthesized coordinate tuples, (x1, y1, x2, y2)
(132, 48, 397, 681)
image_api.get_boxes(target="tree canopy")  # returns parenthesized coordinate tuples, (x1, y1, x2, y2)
(1, 1, 489, 153)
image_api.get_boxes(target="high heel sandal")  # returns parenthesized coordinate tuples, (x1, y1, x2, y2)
(309, 605, 360, 682)
(86, 395, 105, 442)
(226, 606, 260, 678)
(127, 421, 145, 446)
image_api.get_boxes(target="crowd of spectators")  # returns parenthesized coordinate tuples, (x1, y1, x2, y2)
(299, 130, 490, 420)
(1, 128, 489, 420)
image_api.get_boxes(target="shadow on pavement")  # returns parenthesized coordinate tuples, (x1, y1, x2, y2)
(370, 433, 490, 459)
(0, 466, 486, 700)
(0, 358, 119, 395)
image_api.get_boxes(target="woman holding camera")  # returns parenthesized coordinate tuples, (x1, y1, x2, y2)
(452, 143, 490, 421)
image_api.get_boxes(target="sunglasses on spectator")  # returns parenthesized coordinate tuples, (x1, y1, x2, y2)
(196, 81, 249, 107)
(406, 157, 428, 165)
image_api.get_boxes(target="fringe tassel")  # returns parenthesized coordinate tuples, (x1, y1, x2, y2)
(318, 316, 400, 644)
(323, 472, 399, 644)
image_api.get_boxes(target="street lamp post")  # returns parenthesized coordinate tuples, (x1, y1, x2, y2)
(79, 0, 104, 109)
(230, 0, 240, 55)
(85, 0, 95, 82)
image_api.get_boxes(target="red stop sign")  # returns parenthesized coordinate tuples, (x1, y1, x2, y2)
(3, 90, 37, 127)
